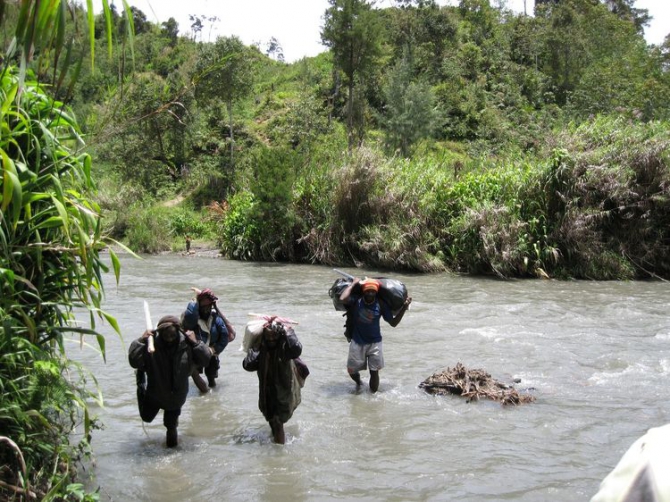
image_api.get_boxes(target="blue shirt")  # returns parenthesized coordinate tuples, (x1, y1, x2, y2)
(181, 301, 229, 354)
(346, 296, 393, 345)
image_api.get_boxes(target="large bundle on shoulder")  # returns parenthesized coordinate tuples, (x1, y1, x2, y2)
(241, 315, 309, 389)
(328, 270, 409, 341)
(241, 318, 266, 352)
(328, 275, 408, 315)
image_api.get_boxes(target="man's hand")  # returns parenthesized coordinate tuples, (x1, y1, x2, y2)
(184, 330, 198, 345)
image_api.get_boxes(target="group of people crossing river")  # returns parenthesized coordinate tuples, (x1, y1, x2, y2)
(127, 277, 412, 447)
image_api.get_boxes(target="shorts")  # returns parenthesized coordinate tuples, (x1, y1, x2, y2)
(347, 340, 384, 372)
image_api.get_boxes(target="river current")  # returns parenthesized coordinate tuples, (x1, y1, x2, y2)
(68, 253, 670, 501)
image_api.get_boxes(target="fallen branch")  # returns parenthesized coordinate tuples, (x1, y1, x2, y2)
(419, 362, 535, 406)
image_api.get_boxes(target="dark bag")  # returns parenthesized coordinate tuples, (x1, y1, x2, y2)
(328, 277, 408, 314)
(328, 277, 352, 312)
(293, 357, 310, 388)
(328, 276, 409, 341)
(377, 278, 409, 314)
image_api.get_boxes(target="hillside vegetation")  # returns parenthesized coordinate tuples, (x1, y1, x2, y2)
(68, 0, 670, 280)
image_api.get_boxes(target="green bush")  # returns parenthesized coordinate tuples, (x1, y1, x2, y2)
(169, 207, 213, 239)
(125, 205, 172, 253)
(219, 191, 258, 260)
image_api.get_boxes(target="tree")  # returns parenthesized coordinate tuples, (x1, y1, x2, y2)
(602, 0, 650, 33)
(381, 50, 437, 156)
(266, 36, 285, 62)
(321, 0, 383, 150)
(193, 36, 257, 190)
(538, 0, 589, 105)
(162, 17, 180, 47)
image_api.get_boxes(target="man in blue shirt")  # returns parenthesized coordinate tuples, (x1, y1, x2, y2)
(340, 277, 412, 393)
(182, 288, 236, 390)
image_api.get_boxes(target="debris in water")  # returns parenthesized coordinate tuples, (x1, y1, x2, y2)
(419, 362, 535, 406)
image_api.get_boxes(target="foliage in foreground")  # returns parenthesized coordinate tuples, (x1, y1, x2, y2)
(0, 68, 120, 500)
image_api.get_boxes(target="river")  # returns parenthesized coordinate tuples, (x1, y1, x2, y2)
(68, 253, 670, 501)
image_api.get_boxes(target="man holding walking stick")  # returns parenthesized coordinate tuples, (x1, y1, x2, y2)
(128, 315, 211, 447)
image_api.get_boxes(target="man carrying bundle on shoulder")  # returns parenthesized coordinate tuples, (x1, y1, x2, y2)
(242, 316, 308, 444)
(339, 277, 412, 393)
(181, 287, 236, 391)
(128, 315, 211, 448)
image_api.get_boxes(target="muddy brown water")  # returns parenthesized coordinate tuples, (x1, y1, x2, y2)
(68, 254, 670, 501)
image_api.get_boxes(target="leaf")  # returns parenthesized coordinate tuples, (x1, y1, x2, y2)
(101, 311, 121, 336)
(34, 215, 65, 230)
(108, 247, 121, 286)
(102, 0, 113, 58)
(86, 0, 95, 71)
(121, 0, 136, 70)
(1, 149, 22, 227)
(95, 333, 107, 363)
(49, 194, 69, 238)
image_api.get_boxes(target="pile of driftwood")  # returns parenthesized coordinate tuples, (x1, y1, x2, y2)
(419, 362, 535, 406)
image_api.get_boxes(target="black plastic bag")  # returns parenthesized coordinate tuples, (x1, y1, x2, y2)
(328, 276, 408, 313)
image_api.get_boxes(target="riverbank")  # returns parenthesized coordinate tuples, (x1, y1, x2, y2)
(171, 243, 222, 259)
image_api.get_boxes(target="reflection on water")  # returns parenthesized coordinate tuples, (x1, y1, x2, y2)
(69, 254, 670, 501)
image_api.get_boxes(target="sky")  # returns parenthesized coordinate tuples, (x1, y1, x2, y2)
(118, 0, 669, 63)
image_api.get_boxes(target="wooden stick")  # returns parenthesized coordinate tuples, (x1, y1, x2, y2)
(143, 300, 155, 353)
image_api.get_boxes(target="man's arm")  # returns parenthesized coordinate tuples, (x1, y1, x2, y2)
(128, 330, 153, 369)
(281, 326, 302, 359)
(181, 301, 199, 330)
(213, 302, 236, 342)
(339, 278, 360, 304)
(185, 330, 212, 367)
(387, 297, 412, 327)
(242, 349, 260, 372)
(211, 317, 229, 354)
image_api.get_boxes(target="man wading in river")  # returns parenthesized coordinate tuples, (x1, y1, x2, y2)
(340, 278, 412, 393)
(243, 318, 307, 444)
(128, 315, 211, 447)
(182, 288, 236, 391)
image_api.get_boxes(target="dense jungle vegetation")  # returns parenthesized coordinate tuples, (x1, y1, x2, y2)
(1, 0, 669, 499)
(74, 0, 670, 281)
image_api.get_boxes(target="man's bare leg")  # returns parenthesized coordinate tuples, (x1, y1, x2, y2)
(369, 370, 379, 393)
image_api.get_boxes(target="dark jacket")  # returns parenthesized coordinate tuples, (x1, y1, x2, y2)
(243, 326, 302, 424)
(182, 301, 229, 355)
(129, 333, 211, 410)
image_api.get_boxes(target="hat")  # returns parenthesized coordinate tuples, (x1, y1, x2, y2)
(197, 288, 218, 303)
(156, 315, 181, 332)
(361, 279, 380, 293)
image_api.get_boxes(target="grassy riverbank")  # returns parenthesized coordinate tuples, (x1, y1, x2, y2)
(104, 117, 670, 280)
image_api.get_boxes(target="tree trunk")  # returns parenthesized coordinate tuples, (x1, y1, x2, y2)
(227, 100, 235, 191)
(347, 80, 354, 152)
